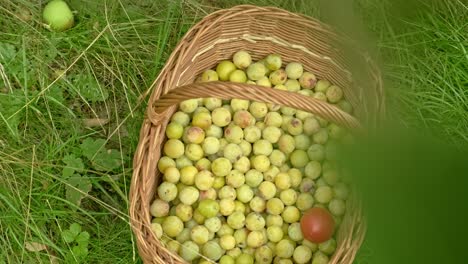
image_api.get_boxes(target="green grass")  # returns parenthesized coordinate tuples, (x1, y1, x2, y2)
(0, 0, 466, 263)
(378, 0, 468, 142)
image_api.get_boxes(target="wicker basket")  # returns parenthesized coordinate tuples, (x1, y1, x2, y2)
(130, 5, 383, 264)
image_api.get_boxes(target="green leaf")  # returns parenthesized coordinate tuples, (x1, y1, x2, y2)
(62, 154, 84, 178)
(0, 91, 26, 139)
(14, 58, 34, 86)
(75, 231, 90, 245)
(80, 137, 106, 160)
(46, 84, 65, 105)
(72, 244, 88, 257)
(0, 42, 16, 62)
(0, 44, 36, 87)
(79, 137, 122, 171)
(69, 223, 82, 236)
(68, 74, 108, 102)
(66, 175, 92, 207)
(92, 149, 122, 171)
(62, 167, 74, 179)
(44, 45, 58, 62)
(62, 230, 76, 243)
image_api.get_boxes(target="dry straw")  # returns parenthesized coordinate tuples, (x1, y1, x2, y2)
(130, 5, 383, 263)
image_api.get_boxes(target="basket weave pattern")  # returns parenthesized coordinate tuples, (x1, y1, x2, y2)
(130, 5, 382, 264)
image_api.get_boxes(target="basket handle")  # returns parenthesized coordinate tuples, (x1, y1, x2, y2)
(147, 81, 362, 130)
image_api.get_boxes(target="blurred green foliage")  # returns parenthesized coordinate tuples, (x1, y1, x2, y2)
(340, 124, 468, 264)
